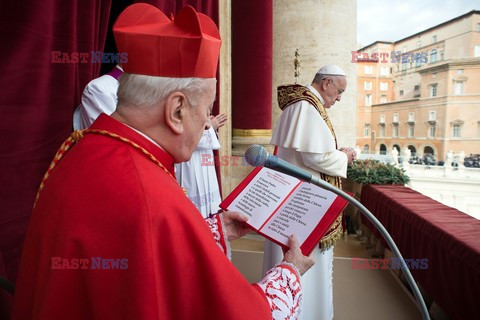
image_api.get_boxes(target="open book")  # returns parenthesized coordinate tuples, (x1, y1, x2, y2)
(220, 167, 349, 255)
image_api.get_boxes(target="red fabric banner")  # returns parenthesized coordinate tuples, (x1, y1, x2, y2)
(232, 0, 273, 130)
(360, 184, 480, 319)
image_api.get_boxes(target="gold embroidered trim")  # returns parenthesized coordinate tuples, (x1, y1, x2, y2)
(34, 129, 184, 207)
(232, 128, 272, 137)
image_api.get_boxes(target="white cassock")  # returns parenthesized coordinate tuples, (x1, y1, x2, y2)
(264, 85, 347, 320)
(73, 65, 122, 130)
(175, 127, 222, 218)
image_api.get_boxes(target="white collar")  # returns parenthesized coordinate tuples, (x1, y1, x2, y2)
(306, 85, 325, 105)
(122, 123, 163, 148)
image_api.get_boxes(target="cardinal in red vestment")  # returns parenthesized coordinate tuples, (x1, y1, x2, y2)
(11, 4, 314, 320)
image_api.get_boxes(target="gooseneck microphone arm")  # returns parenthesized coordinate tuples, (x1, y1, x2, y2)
(245, 144, 430, 320)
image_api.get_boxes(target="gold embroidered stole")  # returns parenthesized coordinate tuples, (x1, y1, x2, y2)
(277, 84, 345, 249)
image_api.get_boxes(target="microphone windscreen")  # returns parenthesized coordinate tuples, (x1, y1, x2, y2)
(245, 144, 269, 167)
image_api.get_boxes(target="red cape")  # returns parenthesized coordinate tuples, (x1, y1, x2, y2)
(12, 114, 272, 319)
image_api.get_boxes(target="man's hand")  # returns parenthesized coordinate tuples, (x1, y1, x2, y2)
(340, 147, 356, 164)
(210, 113, 228, 130)
(221, 211, 251, 241)
(282, 235, 315, 275)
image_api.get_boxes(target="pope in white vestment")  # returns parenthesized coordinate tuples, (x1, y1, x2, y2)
(264, 65, 356, 320)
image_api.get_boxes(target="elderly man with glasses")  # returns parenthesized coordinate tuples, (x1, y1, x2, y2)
(264, 64, 356, 320)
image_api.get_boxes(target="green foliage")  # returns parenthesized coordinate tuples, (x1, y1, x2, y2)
(347, 159, 410, 185)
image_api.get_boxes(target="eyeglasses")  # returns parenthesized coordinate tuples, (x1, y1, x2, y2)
(328, 78, 345, 96)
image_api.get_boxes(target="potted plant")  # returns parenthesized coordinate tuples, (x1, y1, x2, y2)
(346, 159, 410, 186)
(343, 159, 410, 234)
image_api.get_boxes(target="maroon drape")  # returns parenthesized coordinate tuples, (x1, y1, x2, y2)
(0, 1, 112, 294)
(232, 0, 272, 130)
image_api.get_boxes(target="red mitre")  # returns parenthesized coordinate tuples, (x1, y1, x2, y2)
(113, 4, 221, 78)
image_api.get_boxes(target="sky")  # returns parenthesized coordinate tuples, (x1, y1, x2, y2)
(357, 0, 479, 48)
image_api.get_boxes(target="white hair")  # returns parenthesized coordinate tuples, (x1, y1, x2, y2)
(312, 73, 345, 84)
(117, 73, 215, 108)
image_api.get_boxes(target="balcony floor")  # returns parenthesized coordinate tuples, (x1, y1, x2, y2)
(333, 235, 422, 319)
(231, 234, 422, 319)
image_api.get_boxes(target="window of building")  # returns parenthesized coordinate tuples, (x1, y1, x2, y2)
(408, 124, 415, 137)
(432, 35, 437, 43)
(440, 51, 444, 60)
(393, 124, 399, 137)
(380, 115, 385, 123)
(475, 45, 480, 58)
(364, 81, 372, 90)
(380, 125, 385, 137)
(402, 62, 408, 71)
(454, 81, 464, 95)
(363, 144, 369, 153)
(393, 113, 399, 123)
(408, 112, 414, 122)
(364, 66, 373, 74)
(364, 124, 370, 137)
(429, 124, 436, 137)
(399, 90, 404, 96)
(380, 82, 388, 91)
(456, 69, 464, 74)
(430, 84, 438, 97)
(380, 67, 389, 76)
(416, 41, 421, 48)
(429, 111, 436, 121)
(365, 94, 372, 106)
(453, 124, 461, 137)
(380, 95, 387, 103)
(430, 49, 437, 63)
(416, 58, 422, 67)
(414, 85, 420, 91)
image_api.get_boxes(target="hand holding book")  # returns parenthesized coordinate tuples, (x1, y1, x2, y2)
(220, 167, 349, 255)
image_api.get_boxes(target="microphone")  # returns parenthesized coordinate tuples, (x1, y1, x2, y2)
(245, 144, 312, 181)
(244, 144, 430, 320)
(245, 144, 338, 194)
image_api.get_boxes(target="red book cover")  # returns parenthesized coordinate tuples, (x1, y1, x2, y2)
(220, 167, 350, 256)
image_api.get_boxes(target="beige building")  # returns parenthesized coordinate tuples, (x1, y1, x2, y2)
(356, 10, 480, 161)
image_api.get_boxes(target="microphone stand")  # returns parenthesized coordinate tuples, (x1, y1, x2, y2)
(245, 144, 430, 319)
(308, 175, 430, 320)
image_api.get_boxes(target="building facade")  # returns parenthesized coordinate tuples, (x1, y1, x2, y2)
(356, 11, 480, 161)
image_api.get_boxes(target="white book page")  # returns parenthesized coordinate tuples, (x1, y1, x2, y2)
(227, 168, 299, 229)
(260, 183, 336, 246)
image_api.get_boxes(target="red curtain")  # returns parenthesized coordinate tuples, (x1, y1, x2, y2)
(0, 2, 219, 316)
(232, 0, 273, 130)
(0, 0, 112, 289)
